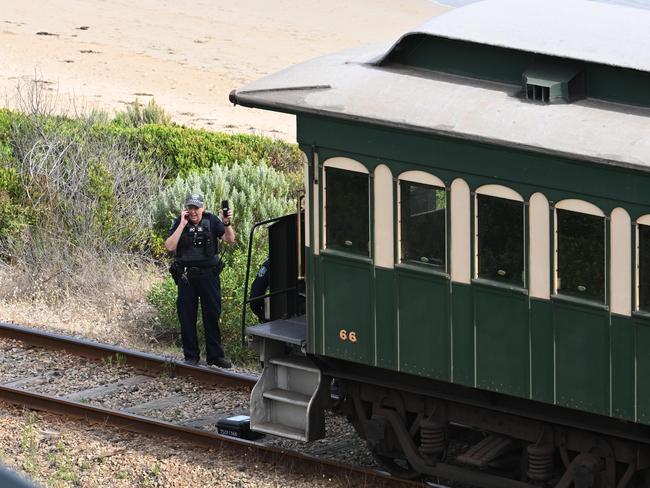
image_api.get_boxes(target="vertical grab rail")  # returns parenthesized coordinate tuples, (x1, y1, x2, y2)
(240, 214, 296, 345)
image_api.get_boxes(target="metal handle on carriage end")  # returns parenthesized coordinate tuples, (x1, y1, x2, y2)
(297, 193, 305, 280)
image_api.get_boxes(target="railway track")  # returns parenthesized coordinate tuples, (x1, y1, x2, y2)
(0, 322, 425, 488)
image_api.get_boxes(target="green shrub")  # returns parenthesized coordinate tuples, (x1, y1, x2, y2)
(0, 195, 23, 241)
(0, 107, 303, 184)
(0, 110, 15, 164)
(105, 124, 303, 179)
(147, 275, 179, 336)
(0, 167, 28, 241)
(112, 98, 172, 127)
(0, 109, 12, 138)
(219, 247, 268, 364)
(0, 108, 165, 292)
(0, 101, 301, 365)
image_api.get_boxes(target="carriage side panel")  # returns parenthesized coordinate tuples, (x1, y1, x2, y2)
(396, 268, 450, 379)
(474, 284, 530, 397)
(553, 301, 610, 416)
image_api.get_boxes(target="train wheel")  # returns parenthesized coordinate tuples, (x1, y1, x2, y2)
(370, 416, 422, 480)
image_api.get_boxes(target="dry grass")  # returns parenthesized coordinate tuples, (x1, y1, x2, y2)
(0, 263, 177, 355)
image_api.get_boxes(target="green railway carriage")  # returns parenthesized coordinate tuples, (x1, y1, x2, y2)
(232, 0, 650, 485)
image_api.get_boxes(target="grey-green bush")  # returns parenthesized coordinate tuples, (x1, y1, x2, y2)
(146, 160, 296, 251)
(0, 104, 165, 298)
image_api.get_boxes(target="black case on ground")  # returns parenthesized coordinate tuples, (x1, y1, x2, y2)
(216, 415, 263, 440)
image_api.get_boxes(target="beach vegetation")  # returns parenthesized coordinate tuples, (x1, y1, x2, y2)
(108, 123, 303, 178)
(0, 84, 302, 367)
(146, 160, 295, 251)
(113, 98, 172, 127)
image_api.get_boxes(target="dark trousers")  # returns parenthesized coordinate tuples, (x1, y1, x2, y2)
(176, 268, 225, 362)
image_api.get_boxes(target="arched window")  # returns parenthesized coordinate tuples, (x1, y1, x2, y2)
(475, 185, 525, 287)
(638, 214, 650, 312)
(554, 200, 606, 302)
(322, 158, 370, 257)
(397, 171, 446, 270)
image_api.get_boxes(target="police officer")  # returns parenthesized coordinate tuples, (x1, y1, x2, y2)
(164, 193, 235, 368)
(249, 259, 270, 323)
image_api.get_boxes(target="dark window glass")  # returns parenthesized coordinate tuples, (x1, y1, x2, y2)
(640, 224, 650, 311)
(325, 167, 369, 256)
(477, 194, 524, 286)
(557, 209, 605, 302)
(400, 181, 446, 268)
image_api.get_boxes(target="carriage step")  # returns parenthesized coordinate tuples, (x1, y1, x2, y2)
(253, 422, 308, 441)
(269, 355, 320, 373)
(250, 348, 327, 442)
(263, 388, 310, 407)
(457, 435, 516, 467)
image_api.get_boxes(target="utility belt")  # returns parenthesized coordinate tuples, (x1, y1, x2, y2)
(169, 260, 225, 285)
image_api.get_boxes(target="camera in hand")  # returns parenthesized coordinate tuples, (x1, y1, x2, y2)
(221, 200, 229, 213)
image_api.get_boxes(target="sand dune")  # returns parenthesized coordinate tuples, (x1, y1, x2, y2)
(0, 0, 445, 141)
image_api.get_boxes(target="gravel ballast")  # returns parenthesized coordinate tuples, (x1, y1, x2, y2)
(0, 402, 370, 487)
(0, 337, 385, 486)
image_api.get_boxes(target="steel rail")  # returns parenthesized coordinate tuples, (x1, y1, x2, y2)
(0, 322, 256, 389)
(0, 385, 424, 488)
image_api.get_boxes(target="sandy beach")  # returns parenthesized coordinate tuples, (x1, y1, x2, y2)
(0, 0, 446, 142)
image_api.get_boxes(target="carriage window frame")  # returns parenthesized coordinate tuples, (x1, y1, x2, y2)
(473, 185, 526, 289)
(637, 215, 650, 313)
(397, 171, 447, 272)
(322, 158, 371, 258)
(553, 200, 607, 305)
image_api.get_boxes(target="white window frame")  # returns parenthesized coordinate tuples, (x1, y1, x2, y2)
(474, 185, 525, 283)
(322, 157, 369, 254)
(553, 199, 606, 299)
(636, 214, 650, 312)
(396, 171, 446, 269)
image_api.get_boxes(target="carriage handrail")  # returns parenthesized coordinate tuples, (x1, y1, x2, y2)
(240, 214, 297, 345)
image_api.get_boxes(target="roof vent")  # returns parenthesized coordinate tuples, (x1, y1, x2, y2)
(523, 62, 585, 104)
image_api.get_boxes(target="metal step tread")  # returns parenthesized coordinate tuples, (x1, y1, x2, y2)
(253, 422, 306, 441)
(263, 388, 310, 407)
(268, 355, 319, 373)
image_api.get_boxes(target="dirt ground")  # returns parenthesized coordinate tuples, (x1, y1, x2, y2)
(0, 0, 445, 142)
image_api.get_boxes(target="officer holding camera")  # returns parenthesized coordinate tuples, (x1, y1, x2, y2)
(165, 193, 235, 368)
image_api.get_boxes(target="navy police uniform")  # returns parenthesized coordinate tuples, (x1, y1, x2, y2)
(249, 259, 270, 322)
(169, 212, 226, 364)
